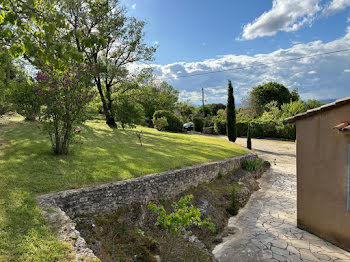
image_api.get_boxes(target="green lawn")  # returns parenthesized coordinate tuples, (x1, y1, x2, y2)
(0, 116, 249, 261)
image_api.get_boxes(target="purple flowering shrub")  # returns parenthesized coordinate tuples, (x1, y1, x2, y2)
(241, 154, 264, 171)
(35, 64, 96, 155)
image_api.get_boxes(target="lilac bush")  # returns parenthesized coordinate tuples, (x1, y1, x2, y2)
(35, 64, 96, 155)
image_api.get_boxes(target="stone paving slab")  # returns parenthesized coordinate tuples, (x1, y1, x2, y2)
(212, 138, 350, 262)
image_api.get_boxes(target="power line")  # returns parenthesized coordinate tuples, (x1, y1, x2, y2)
(159, 48, 350, 81)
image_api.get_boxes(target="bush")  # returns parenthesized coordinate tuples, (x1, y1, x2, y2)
(35, 64, 95, 155)
(153, 116, 168, 131)
(193, 117, 204, 132)
(241, 154, 264, 171)
(9, 81, 42, 121)
(228, 185, 239, 216)
(214, 118, 226, 135)
(153, 110, 183, 132)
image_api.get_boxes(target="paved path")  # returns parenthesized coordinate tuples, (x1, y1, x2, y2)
(213, 138, 350, 262)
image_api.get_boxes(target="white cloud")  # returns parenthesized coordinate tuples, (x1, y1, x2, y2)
(131, 3, 136, 9)
(322, 0, 350, 16)
(239, 0, 350, 40)
(240, 0, 321, 40)
(344, 69, 350, 72)
(148, 27, 350, 104)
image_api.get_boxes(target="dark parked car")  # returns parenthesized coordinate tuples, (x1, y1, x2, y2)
(183, 123, 194, 131)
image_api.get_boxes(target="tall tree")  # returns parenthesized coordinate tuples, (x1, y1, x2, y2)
(60, 0, 156, 128)
(250, 82, 299, 116)
(226, 80, 237, 142)
(1, 0, 156, 128)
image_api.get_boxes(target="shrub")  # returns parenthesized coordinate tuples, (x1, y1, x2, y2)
(228, 186, 239, 216)
(214, 118, 226, 135)
(241, 154, 264, 171)
(148, 195, 215, 262)
(193, 117, 204, 132)
(9, 81, 42, 121)
(153, 110, 183, 132)
(35, 64, 95, 155)
(276, 124, 296, 140)
(153, 116, 168, 131)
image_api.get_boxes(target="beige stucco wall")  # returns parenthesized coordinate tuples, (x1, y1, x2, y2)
(296, 103, 350, 251)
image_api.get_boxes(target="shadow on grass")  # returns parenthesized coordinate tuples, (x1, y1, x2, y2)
(0, 119, 248, 261)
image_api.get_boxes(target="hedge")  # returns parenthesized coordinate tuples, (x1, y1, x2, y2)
(237, 121, 296, 140)
(214, 118, 296, 140)
(153, 110, 183, 132)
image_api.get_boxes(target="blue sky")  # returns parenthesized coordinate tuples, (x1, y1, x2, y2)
(123, 0, 350, 105)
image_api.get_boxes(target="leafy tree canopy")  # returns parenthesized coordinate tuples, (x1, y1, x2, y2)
(250, 82, 299, 116)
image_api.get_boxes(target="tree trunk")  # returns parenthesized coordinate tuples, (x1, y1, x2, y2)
(96, 79, 118, 128)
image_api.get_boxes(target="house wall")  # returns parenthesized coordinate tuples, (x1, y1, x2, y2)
(296, 103, 350, 251)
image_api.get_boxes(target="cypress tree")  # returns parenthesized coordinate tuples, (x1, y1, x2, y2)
(226, 80, 237, 142)
(247, 122, 252, 149)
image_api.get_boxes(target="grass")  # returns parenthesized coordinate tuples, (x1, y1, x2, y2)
(0, 115, 249, 261)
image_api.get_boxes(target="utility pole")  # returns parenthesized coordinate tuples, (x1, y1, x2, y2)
(201, 87, 205, 117)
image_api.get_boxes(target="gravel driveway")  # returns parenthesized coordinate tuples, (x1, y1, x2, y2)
(212, 138, 350, 262)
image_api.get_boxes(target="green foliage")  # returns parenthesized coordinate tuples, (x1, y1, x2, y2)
(1, 0, 75, 68)
(36, 64, 95, 155)
(226, 80, 237, 142)
(214, 119, 226, 135)
(148, 195, 215, 234)
(138, 75, 179, 126)
(247, 123, 252, 150)
(9, 78, 42, 120)
(306, 99, 325, 110)
(0, 49, 18, 114)
(241, 154, 264, 171)
(280, 100, 307, 119)
(153, 110, 183, 132)
(113, 95, 144, 129)
(214, 109, 226, 135)
(228, 185, 239, 216)
(174, 101, 195, 123)
(193, 117, 204, 132)
(153, 116, 168, 131)
(250, 82, 299, 116)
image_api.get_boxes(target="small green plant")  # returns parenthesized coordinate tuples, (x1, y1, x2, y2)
(228, 185, 239, 216)
(217, 171, 224, 179)
(148, 195, 215, 261)
(241, 154, 264, 171)
(148, 195, 215, 234)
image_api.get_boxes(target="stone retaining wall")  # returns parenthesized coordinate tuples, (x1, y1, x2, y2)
(38, 156, 244, 217)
